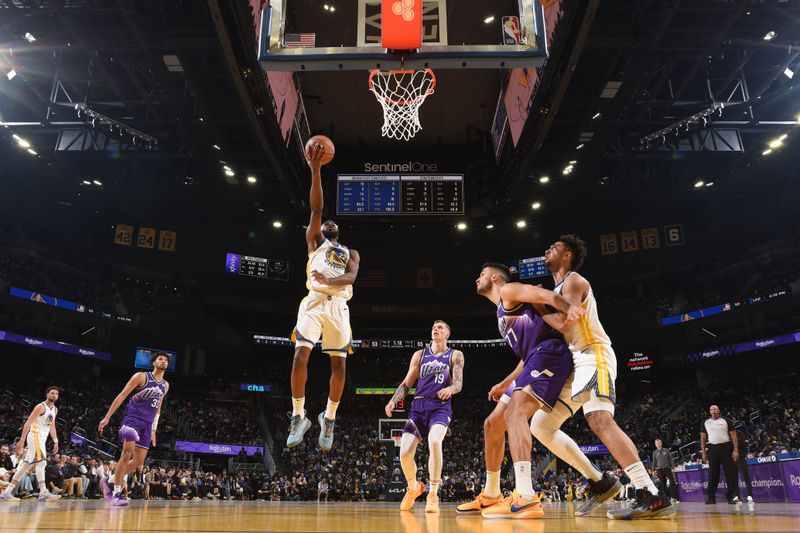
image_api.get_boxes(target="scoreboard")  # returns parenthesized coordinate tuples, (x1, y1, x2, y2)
(337, 174, 464, 215)
(518, 256, 548, 279)
(225, 253, 289, 281)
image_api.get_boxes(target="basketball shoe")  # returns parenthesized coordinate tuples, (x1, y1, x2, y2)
(481, 491, 544, 519)
(400, 481, 425, 511)
(607, 488, 675, 519)
(100, 477, 113, 503)
(0, 491, 20, 502)
(456, 491, 504, 513)
(287, 411, 311, 448)
(574, 473, 622, 516)
(38, 489, 61, 502)
(426, 491, 440, 513)
(318, 412, 335, 452)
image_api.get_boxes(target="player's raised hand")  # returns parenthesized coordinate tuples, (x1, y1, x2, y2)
(384, 401, 396, 417)
(488, 383, 505, 402)
(437, 387, 453, 401)
(305, 141, 325, 170)
(98, 417, 110, 436)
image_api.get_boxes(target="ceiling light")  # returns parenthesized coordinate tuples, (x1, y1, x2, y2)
(785, 68, 795, 79)
(778, 134, 788, 142)
(516, 220, 526, 228)
(531, 202, 541, 210)
(82, 180, 91, 185)
(24, 32, 36, 43)
(12, 134, 21, 141)
(26, 148, 36, 155)
(6, 69, 16, 80)
(569, 160, 577, 164)
(694, 181, 704, 188)
(538, 176, 549, 184)
(225, 169, 235, 177)
(330, 6, 335, 11)
(247, 176, 257, 184)
(576, 144, 584, 150)
(562, 165, 574, 175)
(93, 180, 102, 186)
(223, 165, 232, 171)
(323, 4, 329, 10)
(486, 224, 494, 229)
(456, 222, 467, 231)
(762, 148, 773, 156)
(16, 139, 30, 148)
(273, 221, 283, 228)
(212, 144, 221, 150)
(763, 31, 776, 41)
(768, 138, 783, 149)
(705, 182, 714, 187)
(484, 16, 495, 24)
(592, 112, 602, 120)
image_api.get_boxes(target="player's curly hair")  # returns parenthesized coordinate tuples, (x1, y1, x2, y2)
(481, 262, 511, 283)
(151, 352, 170, 365)
(559, 234, 587, 271)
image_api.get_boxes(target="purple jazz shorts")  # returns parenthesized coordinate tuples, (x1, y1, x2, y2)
(514, 339, 574, 410)
(403, 397, 452, 442)
(119, 416, 152, 450)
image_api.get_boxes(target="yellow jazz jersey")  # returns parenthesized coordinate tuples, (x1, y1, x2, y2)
(306, 239, 353, 300)
(555, 272, 612, 351)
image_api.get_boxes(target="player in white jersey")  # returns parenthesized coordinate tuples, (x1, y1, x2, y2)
(537, 235, 674, 519)
(0, 387, 61, 502)
(287, 140, 361, 452)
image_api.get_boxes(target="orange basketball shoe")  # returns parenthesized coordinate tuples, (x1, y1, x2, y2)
(481, 492, 544, 519)
(400, 482, 425, 511)
(456, 491, 505, 514)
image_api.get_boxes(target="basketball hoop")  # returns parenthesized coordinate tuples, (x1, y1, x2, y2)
(368, 68, 436, 141)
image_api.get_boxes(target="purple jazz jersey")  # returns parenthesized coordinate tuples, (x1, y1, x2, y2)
(497, 300, 573, 410)
(404, 345, 453, 441)
(120, 372, 167, 449)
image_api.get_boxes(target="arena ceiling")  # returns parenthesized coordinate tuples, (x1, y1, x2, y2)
(0, 0, 798, 237)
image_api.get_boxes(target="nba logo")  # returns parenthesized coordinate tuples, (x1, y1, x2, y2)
(502, 16, 521, 45)
(382, 0, 422, 49)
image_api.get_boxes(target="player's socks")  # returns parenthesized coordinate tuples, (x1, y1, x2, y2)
(513, 461, 535, 501)
(292, 397, 305, 418)
(485, 470, 501, 498)
(114, 484, 123, 494)
(624, 461, 659, 495)
(429, 479, 440, 495)
(325, 398, 339, 420)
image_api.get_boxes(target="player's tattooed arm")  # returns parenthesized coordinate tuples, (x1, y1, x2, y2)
(438, 351, 464, 400)
(385, 350, 422, 417)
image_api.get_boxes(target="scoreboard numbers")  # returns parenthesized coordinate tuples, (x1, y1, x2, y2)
(337, 174, 464, 215)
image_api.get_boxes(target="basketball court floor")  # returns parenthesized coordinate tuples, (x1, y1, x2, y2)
(0, 501, 798, 533)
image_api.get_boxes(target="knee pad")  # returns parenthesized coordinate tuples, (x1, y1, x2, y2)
(530, 401, 572, 438)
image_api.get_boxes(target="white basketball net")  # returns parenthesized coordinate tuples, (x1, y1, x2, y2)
(369, 69, 436, 141)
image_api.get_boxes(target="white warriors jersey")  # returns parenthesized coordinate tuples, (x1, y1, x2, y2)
(554, 272, 612, 351)
(32, 402, 57, 442)
(306, 239, 352, 300)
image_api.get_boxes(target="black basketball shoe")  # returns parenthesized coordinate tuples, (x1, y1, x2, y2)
(607, 488, 675, 520)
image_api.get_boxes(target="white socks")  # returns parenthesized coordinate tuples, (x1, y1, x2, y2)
(513, 461, 535, 501)
(625, 461, 658, 494)
(430, 480, 440, 495)
(545, 430, 602, 482)
(325, 398, 339, 420)
(292, 397, 305, 417)
(114, 484, 122, 494)
(485, 470, 501, 498)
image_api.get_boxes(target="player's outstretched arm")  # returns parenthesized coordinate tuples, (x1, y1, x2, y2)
(385, 350, 422, 417)
(98, 372, 146, 435)
(315, 249, 361, 286)
(500, 282, 583, 325)
(15, 404, 44, 457)
(437, 350, 464, 400)
(305, 142, 325, 254)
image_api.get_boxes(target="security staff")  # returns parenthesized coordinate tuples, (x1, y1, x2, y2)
(652, 439, 678, 501)
(700, 405, 739, 504)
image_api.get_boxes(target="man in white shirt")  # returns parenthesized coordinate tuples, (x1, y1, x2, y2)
(699, 405, 739, 504)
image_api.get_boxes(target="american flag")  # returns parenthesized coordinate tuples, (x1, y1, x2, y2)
(356, 269, 387, 288)
(284, 33, 316, 48)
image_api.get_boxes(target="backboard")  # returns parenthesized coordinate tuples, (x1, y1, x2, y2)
(259, 0, 548, 71)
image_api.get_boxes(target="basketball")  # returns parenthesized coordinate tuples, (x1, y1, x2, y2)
(305, 135, 335, 166)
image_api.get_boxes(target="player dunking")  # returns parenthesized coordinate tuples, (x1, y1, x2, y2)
(98, 352, 169, 506)
(0, 387, 61, 502)
(540, 235, 674, 519)
(385, 320, 464, 514)
(474, 263, 584, 519)
(287, 140, 360, 452)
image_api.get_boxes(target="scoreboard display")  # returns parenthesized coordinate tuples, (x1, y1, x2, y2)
(518, 256, 548, 279)
(225, 253, 289, 281)
(337, 174, 464, 215)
